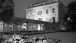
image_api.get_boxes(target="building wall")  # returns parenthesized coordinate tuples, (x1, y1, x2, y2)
(56, 0, 66, 30)
(58, 0, 66, 22)
(25, 2, 59, 23)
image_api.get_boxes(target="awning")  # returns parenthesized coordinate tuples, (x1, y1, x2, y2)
(13, 17, 51, 24)
(20, 18, 51, 24)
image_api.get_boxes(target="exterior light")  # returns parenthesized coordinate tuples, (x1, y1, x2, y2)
(68, 17, 70, 20)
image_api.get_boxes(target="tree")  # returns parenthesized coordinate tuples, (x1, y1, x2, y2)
(66, 1, 76, 31)
(0, 0, 14, 23)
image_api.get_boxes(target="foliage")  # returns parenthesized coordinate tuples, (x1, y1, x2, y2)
(68, 1, 76, 11)
(64, 1, 76, 31)
(0, 8, 14, 22)
(0, 0, 14, 23)
(0, 34, 63, 43)
(0, 36, 5, 42)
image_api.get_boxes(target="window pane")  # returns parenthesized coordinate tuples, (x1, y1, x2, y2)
(46, 9, 48, 14)
(52, 8, 55, 13)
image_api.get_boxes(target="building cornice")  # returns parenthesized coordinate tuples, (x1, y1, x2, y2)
(25, 0, 59, 9)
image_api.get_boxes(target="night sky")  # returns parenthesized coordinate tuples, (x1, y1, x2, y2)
(13, 0, 76, 18)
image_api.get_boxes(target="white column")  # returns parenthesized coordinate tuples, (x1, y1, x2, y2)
(50, 7, 53, 23)
(55, 6, 58, 22)
(0, 21, 3, 32)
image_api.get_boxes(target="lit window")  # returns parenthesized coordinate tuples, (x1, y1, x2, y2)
(52, 8, 55, 13)
(38, 24, 41, 30)
(22, 23, 27, 30)
(46, 9, 48, 14)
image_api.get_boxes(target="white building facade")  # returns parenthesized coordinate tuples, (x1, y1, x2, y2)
(25, 0, 59, 23)
(25, 0, 66, 31)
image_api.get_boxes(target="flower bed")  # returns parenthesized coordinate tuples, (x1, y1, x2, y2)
(0, 34, 63, 43)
